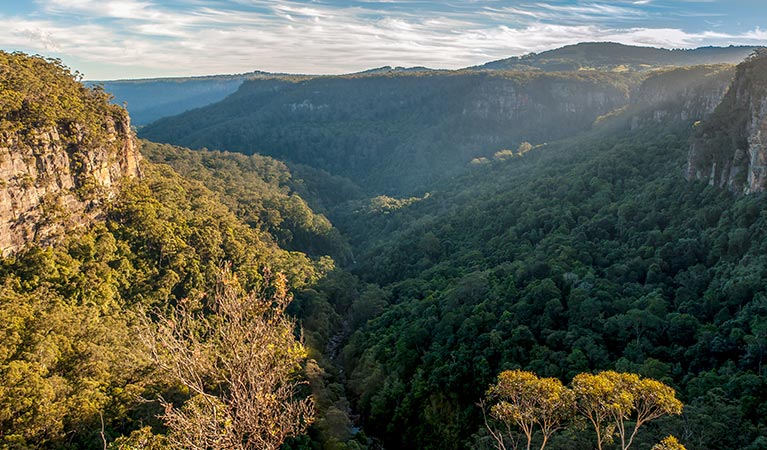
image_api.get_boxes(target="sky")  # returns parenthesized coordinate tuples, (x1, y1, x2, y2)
(0, 0, 764, 80)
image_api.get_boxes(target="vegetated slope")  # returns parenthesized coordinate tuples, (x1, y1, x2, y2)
(0, 161, 330, 449)
(619, 64, 735, 128)
(330, 116, 767, 448)
(141, 140, 351, 261)
(342, 129, 767, 450)
(95, 68, 435, 126)
(134, 60, 742, 450)
(140, 70, 638, 194)
(138, 57, 741, 196)
(475, 42, 760, 72)
(0, 53, 330, 449)
(0, 51, 141, 254)
(687, 50, 767, 193)
(91, 73, 259, 125)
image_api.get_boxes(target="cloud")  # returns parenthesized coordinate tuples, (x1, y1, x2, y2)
(481, 2, 648, 25)
(2, 1, 765, 79)
(39, 0, 157, 20)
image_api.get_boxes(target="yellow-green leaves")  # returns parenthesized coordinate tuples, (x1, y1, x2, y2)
(485, 370, 574, 450)
(651, 435, 687, 450)
(573, 371, 683, 450)
(0, 51, 121, 145)
(484, 370, 683, 450)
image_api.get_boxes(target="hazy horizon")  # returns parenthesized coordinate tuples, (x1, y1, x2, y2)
(1, 0, 765, 80)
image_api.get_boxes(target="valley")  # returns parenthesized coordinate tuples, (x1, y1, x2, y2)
(1, 42, 767, 450)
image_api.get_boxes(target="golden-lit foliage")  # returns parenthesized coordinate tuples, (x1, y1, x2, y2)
(485, 370, 574, 450)
(572, 371, 682, 450)
(0, 51, 123, 144)
(484, 370, 682, 450)
(142, 267, 314, 450)
(651, 435, 688, 450)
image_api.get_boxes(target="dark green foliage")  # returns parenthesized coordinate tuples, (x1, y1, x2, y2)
(335, 126, 767, 450)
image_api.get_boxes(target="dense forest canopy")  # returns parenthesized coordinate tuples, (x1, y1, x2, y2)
(332, 124, 767, 450)
(0, 52, 329, 449)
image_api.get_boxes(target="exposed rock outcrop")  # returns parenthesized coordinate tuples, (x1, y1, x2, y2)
(0, 51, 143, 255)
(686, 50, 767, 193)
(628, 65, 735, 128)
(0, 110, 141, 255)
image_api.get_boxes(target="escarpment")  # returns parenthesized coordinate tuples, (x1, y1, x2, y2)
(626, 65, 735, 128)
(140, 71, 635, 193)
(0, 52, 141, 254)
(686, 50, 767, 193)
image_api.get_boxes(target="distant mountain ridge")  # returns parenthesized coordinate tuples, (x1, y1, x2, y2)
(90, 73, 260, 125)
(473, 42, 761, 72)
(139, 70, 639, 193)
(351, 66, 435, 75)
(91, 71, 313, 125)
(98, 42, 761, 126)
(139, 62, 739, 194)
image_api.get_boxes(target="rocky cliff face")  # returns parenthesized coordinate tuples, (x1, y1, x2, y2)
(140, 71, 635, 193)
(0, 111, 141, 255)
(686, 51, 767, 193)
(620, 65, 735, 129)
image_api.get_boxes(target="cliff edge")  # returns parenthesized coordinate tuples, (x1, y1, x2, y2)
(687, 50, 767, 193)
(0, 52, 141, 254)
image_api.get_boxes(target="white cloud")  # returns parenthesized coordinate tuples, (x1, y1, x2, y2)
(482, 2, 648, 25)
(2, 1, 765, 79)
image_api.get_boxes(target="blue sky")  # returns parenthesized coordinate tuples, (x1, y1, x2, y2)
(0, 0, 764, 79)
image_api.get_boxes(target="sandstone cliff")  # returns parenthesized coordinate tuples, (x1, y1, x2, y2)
(0, 111, 141, 255)
(686, 50, 767, 193)
(0, 52, 142, 255)
(627, 65, 735, 128)
(140, 71, 635, 193)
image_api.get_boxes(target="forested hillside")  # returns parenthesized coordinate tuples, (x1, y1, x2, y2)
(331, 125, 767, 450)
(95, 43, 759, 128)
(139, 141, 351, 261)
(474, 42, 759, 72)
(0, 52, 332, 449)
(139, 70, 638, 193)
(138, 59, 739, 195)
(283, 53, 767, 450)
